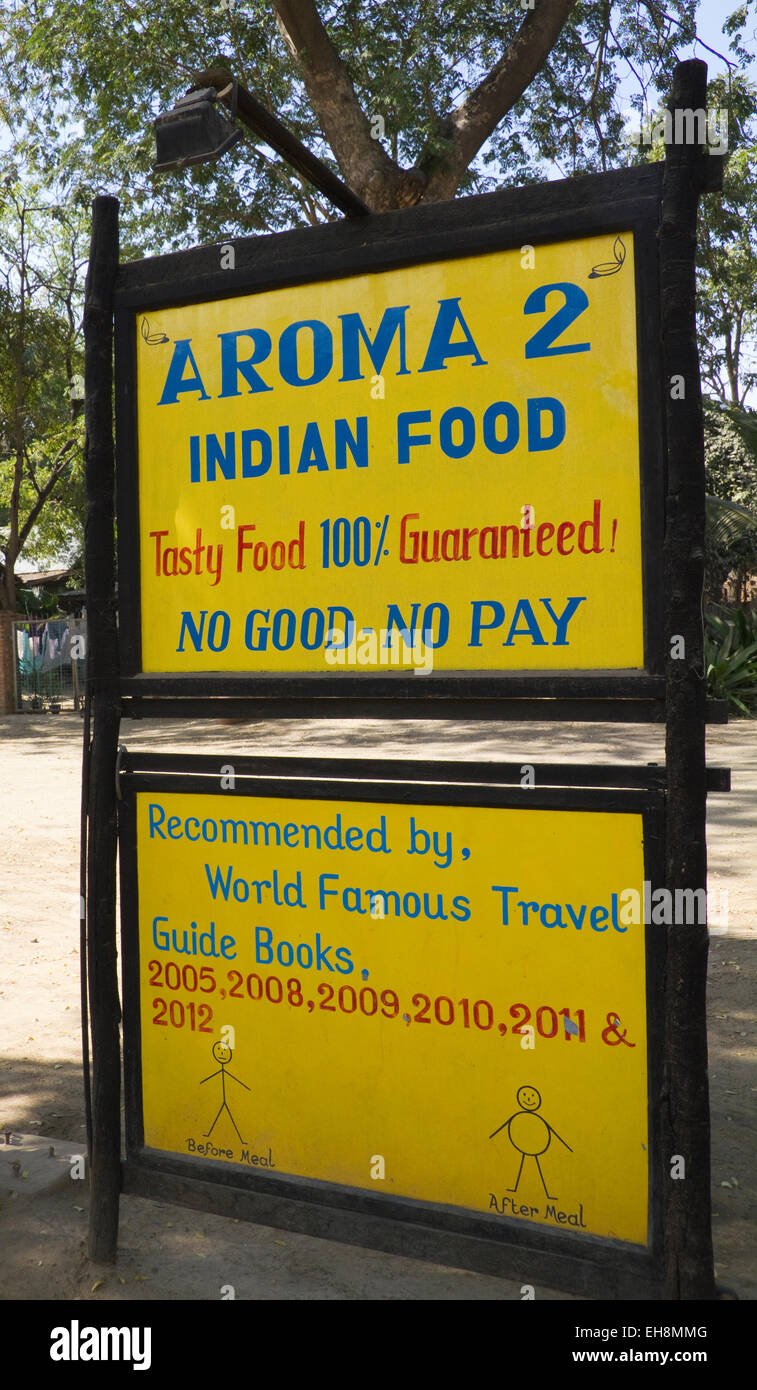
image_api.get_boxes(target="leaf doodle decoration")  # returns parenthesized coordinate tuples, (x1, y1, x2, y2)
(140, 315, 169, 345)
(588, 236, 627, 279)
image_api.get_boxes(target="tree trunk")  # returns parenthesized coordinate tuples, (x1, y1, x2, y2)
(272, 0, 578, 212)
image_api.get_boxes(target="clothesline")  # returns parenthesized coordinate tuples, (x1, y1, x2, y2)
(16, 619, 83, 675)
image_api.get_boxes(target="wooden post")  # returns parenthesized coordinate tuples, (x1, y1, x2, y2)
(84, 195, 121, 1262)
(660, 59, 715, 1300)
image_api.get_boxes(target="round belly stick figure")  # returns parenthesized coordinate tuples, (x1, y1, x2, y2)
(489, 1085, 572, 1199)
(201, 1041, 250, 1143)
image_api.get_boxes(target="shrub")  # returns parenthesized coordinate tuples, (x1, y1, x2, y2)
(704, 604, 757, 716)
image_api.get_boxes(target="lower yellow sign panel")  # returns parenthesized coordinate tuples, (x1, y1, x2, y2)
(135, 791, 649, 1245)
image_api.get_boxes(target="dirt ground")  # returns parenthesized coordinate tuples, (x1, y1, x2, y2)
(0, 712, 754, 1301)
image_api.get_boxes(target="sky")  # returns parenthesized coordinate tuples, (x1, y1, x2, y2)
(688, 0, 756, 80)
(613, 0, 754, 133)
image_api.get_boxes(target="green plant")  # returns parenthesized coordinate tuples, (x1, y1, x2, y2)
(704, 603, 757, 716)
(704, 493, 757, 604)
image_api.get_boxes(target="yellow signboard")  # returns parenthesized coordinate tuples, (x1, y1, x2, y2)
(134, 233, 643, 675)
(135, 790, 649, 1244)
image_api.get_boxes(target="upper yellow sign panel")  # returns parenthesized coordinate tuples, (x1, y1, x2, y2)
(135, 234, 643, 673)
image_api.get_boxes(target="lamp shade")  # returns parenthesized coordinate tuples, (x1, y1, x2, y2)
(154, 87, 242, 171)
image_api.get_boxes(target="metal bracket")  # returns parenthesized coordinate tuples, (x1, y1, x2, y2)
(216, 78, 239, 120)
(115, 743, 127, 801)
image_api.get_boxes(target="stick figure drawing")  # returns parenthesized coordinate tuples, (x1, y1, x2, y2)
(489, 1085, 572, 1199)
(201, 1040, 250, 1143)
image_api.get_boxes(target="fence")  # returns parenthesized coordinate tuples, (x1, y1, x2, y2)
(14, 617, 87, 712)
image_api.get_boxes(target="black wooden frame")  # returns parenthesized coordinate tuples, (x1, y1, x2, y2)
(115, 166, 668, 722)
(118, 754, 667, 1300)
(83, 63, 724, 1295)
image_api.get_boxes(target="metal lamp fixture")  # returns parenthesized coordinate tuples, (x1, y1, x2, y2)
(153, 69, 369, 217)
(154, 84, 242, 172)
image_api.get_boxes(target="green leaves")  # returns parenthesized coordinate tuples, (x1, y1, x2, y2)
(704, 399, 757, 601)
(706, 493, 757, 549)
(697, 74, 757, 410)
(0, 0, 717, 253)
(0, 180, 86, 597)
(705, 605, 757, 716)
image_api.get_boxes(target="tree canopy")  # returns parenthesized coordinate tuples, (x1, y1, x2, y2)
(696, 74, 757, 409)
(1, 0, 714, 253)
(0, 179, 85, 610)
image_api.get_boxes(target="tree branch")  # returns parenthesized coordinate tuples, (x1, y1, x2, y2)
(16, 440, 74, 553)
(270, 0, 416, 209)
(419, 0, 579, 201)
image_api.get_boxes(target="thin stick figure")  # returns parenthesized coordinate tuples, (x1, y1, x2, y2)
(201, 1041, 250, 1143)
(489, 1085, 572, 1199)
